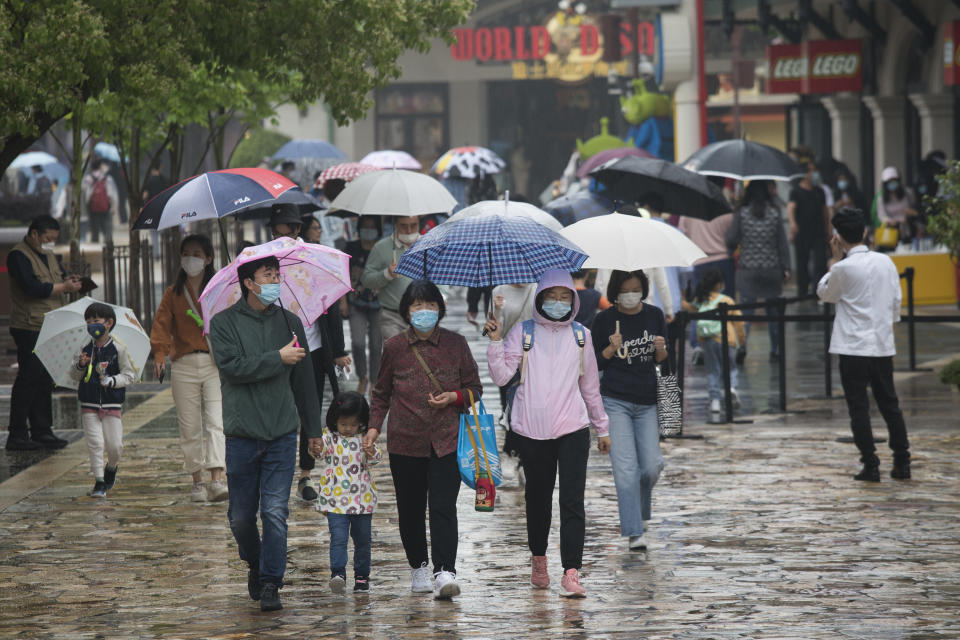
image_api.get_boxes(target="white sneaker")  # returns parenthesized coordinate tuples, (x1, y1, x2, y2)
(411, 562, 432, 593)
(206, 480, 228, 502)
(629, 535, 648, 550)
(730, 389, 740, 410)
(433, 570, 460, 600)
(190, 482, 206, 503)
(709, 398, 721, 413)
(329, 574, 346, 594)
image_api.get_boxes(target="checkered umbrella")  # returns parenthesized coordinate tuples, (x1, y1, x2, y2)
(315, 163, 382, 189)
(394, 214, 587, 288)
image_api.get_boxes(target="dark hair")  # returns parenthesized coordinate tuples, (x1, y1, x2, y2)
(237, 256, 281, 298)
(694, 268, 725, 304)
(743, 180, 774, 218)
(606, 270, 649, 303)
(28, 215, 60, 234)
(357, 215, 382, 234)
(174, 234, 215, 296)
(281, 160, 295, 172)
(571, 270, 587, 280)
(832, 207, 867, 244)
(399, 280, 446, 324)
(882, 176, 906, 204)
(325, 391, 370, 434)
(238, 240, 256, 250)
(323, 178, 347, 202)
(640, 192, 665, 214)
(299, 215, 321, 241)
(84, 302, 116, 327)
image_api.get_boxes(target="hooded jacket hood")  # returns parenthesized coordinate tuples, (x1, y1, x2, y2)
(533, 269, 580, 326)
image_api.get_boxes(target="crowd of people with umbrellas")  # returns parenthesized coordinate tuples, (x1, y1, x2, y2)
(12, 135, 895, 611)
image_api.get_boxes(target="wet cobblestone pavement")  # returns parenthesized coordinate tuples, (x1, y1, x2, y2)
(1, 294, 960, 638)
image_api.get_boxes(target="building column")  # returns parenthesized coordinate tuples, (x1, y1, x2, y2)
(863, 96, 906, 187)
(821, 93, 863, 179)
(674, 79, 701, 164)
(908, 93, 955, 158)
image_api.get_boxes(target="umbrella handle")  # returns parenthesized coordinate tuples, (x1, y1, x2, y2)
(615, 320, 628, 360)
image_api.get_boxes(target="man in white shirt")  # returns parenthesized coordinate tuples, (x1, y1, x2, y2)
(817, 207, 910, 482)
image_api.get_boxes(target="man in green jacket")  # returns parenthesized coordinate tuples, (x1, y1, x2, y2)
(209, 255, 322, 612)
(361, 215, 420, 341)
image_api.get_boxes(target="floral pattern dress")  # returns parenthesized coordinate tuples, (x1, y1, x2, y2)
(316, 429, 382, 515)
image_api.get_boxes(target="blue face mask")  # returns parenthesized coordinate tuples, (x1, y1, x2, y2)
(837, 179, 848, 191)
(410, 309, 439, 332)
(811, 171, 822, 186)
(886, 180, 900, 192)
(254, 282, 282, 305)
(542, 300, 572, 320)
(87, 323, 107, 339)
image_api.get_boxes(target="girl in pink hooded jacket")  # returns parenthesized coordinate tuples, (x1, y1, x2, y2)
(484, 269, 609, 599)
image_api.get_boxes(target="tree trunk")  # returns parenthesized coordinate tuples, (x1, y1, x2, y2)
(68, 105, 85, 265)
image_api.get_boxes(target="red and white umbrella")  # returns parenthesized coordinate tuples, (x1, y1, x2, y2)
(314, 163, 382, 190)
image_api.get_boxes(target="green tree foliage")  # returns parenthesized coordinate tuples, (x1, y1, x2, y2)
(229, 129, 292, 170)
(925, 161, 960, 261)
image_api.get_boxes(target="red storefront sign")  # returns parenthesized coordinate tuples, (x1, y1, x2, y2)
(944, 22, 960, 86)
(450, 21, 655, 62)
(767, 39, 863, 94)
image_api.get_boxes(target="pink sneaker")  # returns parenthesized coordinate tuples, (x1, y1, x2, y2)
(559, 568, 586, 598)
(531, 555, 549, 589)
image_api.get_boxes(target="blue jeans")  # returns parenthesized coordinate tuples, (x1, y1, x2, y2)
(740, 296, 781, 356)
(602, 397, 662, 537)
(703, 339, 738, 401)
(327, 513, 373, 577)
(226, 430, 297, 586)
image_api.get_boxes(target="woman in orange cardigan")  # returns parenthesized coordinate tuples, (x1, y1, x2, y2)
(150, 234, 227, 503)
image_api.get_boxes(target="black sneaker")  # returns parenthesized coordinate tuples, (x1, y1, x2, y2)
(31, 432, 68, 449)
(891, 461, 911, 480)
(103, 465, 118, 491)
(297, 477, 318, 502)
(5, 436, 42, 451)
(853, 465, 880, 482)
(248, 567, 261, 601)
(354, 576, 370, 593)
(259, 582, 282, 611)
(90, 481, 107, 498)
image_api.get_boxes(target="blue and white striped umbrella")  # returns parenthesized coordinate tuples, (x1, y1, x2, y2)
(395, 214, 587, 287)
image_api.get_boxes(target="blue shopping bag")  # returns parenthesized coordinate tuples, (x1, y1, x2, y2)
(457, 392, 502, 490)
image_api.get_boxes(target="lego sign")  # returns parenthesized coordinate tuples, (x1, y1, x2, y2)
(450, 6, 656, 82)
(944, 22, 960, 86)
(767, 39, 863, 94)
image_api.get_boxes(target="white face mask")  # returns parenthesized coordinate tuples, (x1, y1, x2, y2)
(40, 242, 56, 253)
(181, 256, 206, 277)
(618, 292, 643, 308)
(397, 232, 419, 246)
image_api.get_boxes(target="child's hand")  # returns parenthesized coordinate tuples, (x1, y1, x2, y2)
(361, 429, 379, 456)
(100, 376, 115, 388)
(78, 353, 91, 367)
(307, 437, 325, 457)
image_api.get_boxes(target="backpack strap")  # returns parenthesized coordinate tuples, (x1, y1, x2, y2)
(571, 321, 586, 376)
(519, 319, 535, 384)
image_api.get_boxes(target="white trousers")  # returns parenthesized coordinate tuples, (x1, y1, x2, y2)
(171, 352, 225, 474)
(82, 412, 124, 476)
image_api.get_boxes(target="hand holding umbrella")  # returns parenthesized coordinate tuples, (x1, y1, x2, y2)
(279, 335, 307, 365)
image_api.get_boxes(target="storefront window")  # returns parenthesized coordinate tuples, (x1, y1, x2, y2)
(376, 84, 448, 170)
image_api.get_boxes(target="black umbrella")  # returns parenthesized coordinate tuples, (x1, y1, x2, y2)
(681, 139, 803, 182)
(589, 156, 732, 220)
(234, 187, 323, 220)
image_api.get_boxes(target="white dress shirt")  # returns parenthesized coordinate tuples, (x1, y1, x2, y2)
(816, 245, 901, 357)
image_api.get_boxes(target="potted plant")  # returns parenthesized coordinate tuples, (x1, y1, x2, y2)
(938, 359, 960, 391)
(924, 160, 960, 307)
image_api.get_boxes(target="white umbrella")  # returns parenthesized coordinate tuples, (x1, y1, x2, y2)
(329, 168, 457, 217)
(360, 150, 422, 170)
(559, 213, 706, 270)
(444, 195, 563, 232)
(34, 297, 149, 389)
(9, 151, 59, 169)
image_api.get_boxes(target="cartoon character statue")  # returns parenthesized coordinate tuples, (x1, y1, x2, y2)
(621, 79, 675, 162)
(576, 117, 633, 161)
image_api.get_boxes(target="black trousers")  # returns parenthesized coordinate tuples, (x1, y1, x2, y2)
(514, 427, 590, 571)
(8, 328, 54, 438)
(838, 355, 910, 465)
(389, 449, 460, 574)
(299, 348, 340, 472)
(794, 234, 827, 296)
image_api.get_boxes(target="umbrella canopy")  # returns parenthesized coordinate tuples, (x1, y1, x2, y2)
(559, 213, 706, 271)
(198, 236, 351, 332)
(9, 151, 59, 169)
(315, 162, 382, 188)
(272, 139, 347, 161)
(576, 147, 653, 179)
(543, 190, 616, 226)
(360, 150, 422, 170)
(35, 297, 149, 390)
(445, 198, 563, 232)
(394, 214, 587, 287)
(431, 146, 506, 179)
(133, 168, 297, 230)
(589, 156, 732, 220)
(681, 140, 803, 182)
(328, 168, 457, 217)
(94, 142, 121, 163)
(234, 188, 323, 220)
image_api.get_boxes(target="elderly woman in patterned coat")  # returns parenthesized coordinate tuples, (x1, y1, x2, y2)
(725, 179, 791, 360)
